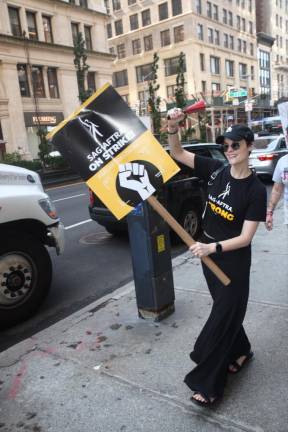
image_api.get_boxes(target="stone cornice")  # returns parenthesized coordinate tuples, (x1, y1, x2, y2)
(0, 34, 114, 60)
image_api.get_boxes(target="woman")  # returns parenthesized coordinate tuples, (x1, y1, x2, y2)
(167, 108, 267, 406)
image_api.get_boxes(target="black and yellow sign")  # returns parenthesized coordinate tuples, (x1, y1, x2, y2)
(47, 84, 179, 220)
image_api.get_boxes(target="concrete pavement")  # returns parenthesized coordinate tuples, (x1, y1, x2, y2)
(0, 203, 287, 432)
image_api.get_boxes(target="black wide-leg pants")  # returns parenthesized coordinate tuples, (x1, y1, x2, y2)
(184, 246, 252, 399)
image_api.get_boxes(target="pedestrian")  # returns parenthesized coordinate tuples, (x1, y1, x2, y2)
(266, 153, 288, 230)
(167, 108, 267, 406)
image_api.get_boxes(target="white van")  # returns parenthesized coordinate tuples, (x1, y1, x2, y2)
(0, 164, 65, 328)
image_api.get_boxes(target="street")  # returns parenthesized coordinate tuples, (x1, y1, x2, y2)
(0, 181, 185, 352)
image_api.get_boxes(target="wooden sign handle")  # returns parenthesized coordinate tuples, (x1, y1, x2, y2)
(147, 195, 231, 286)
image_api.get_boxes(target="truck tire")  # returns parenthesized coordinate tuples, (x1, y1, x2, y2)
(0, 234, 52, 329)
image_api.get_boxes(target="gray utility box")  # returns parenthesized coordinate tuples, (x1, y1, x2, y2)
(127, 201, 175, 321)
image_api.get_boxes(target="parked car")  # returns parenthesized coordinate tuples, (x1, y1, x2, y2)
(249, 134, 288, 179)
(262, 116, 283, 134)
(88, 143, 227, 242)
(0, 163, 65, 328)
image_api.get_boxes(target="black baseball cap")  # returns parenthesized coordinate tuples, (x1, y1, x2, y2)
(216, 124, 254, 144)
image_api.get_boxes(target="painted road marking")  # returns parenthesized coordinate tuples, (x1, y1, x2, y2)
(65, 219, 92, 230)
(53, 193, 87, 203)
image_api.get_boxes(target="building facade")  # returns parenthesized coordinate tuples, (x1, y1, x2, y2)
(256, 0, 288, 103)
(0, 0, 113, 159)
(105, 0, 258, 115)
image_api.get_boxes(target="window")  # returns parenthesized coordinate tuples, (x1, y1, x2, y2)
(117, 43, 126, 58)
(42, 16, 53, 43)
(159, 2, 168, 20)
(242, 17, 246, 32)
(128, 0, 137, 4)
(239, 63, 247, 78)
(237, 15, 241, 30)
(87, 72, 96, 93)
(107, 23, 112, 38)
(243, 40, 247, 53)
(200, 53, 205, 71)
(197, 23, 204, 40)
(164, 55, 186, 76)
(207, 2, 212, 18)
(161, 29, 170, 46)
(109, 47, 115, 54)
(136, 63, 154, 82)
(71, 22, 79, 44)
(113, 70, 128, 87)
(115, 20, 123, 35)
(237, 38, 242, 52)
(223, 8, 227, 24)
(17, 64, 30, 97)
(214, 30, 220, 45)
(8, 7, 22, 37)
(208, 27, 213, 43)
(112, 0, 121, 11)
(210, 56, 220, 74)
(130, 14, 139, 30)
(47, 67, 59, 98)
(167, 85, 176, 98)
(84, 26, 92, 50)
(172, 0, 182, 16)
(174, 25, 184, 42)
(213, 4, 218, 20)
(230, 35, 234, 49)
(26, 11, 38, 40)
(224, 33, 228, 48)
(142, 9, 151, 26)
(211, 82, 220, 92)
(249, 21, 253, 34)
(144, 35, 153, 51)
(196, 0, 202, 14)
(228, 11, 233, 26)
(225, 59, 234, 77)
(132, 39, 141, 55)
(31, 66, 45, 98)
(201, 80, 206, 93)
(79, 0, 88, 7)
(250, 65, 254, 80)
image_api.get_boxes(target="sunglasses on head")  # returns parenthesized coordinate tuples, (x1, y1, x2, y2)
(223, 142, 241, 152)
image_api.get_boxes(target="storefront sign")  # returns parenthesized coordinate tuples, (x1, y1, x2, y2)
(47, 84, 179, 220)
(24, 112, 64, 127)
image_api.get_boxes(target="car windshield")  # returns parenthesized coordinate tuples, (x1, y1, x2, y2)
(253, 138, 278, 150)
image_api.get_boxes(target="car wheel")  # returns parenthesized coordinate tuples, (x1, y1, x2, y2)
(0, 234, 52, 329)
(181, 206, 201, 239)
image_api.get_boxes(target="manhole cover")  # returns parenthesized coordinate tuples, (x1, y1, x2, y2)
(80, 231, 113, 245)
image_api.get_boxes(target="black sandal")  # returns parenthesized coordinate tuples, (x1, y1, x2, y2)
(228, 351, 254, 374)
(190, 392, 217, 407)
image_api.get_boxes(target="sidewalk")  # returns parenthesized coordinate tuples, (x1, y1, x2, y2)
(0, 205, 287, 432)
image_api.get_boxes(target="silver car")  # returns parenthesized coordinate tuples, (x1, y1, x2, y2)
(249, 135, 288, 179)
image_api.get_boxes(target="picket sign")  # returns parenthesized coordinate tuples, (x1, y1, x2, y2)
(47, 83, 230, 287)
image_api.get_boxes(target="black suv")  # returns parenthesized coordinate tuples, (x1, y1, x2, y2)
(88, 143, 226, 241)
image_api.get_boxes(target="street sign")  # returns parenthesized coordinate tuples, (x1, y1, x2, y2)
(228, 89, 248, 98)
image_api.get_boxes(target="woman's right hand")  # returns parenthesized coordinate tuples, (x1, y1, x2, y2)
(167, 108, 185, 130)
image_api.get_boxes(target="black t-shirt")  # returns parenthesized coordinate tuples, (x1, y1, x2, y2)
(194, 155, 267, 241)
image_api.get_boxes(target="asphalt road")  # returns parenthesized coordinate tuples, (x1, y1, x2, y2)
(0, 179, 272, 352)
(0, 181, 184, 352)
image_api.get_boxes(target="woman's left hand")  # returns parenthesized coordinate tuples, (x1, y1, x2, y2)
(189, 242, 214, 258)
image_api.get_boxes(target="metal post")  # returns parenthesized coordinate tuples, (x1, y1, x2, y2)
(247, 74, 252, 128)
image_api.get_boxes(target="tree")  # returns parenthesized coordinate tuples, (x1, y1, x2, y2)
(73, 32, 91, 103)
(147, 52, 161, 136)
(174, 52, 187, 109)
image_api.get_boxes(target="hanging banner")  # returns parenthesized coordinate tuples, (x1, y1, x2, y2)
(47, 84, 180, 219)
(278, 102, 288, 148)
